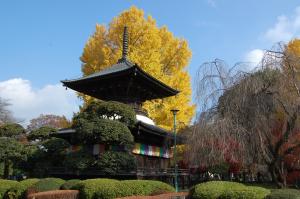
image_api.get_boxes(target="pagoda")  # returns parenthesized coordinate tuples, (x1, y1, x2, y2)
(54, 27, 189, 187)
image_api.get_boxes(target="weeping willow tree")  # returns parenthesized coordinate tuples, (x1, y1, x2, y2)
(189, 43, 300, 187)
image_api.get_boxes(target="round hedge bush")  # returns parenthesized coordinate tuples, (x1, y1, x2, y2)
(74, 179, 120, 199)
(60, 179, 81, 190)
(0, 180, 19, 199)
(74, 179, 175, 199)
(28, 178, 65, 193)
(5, 178, 40, 199)
(191, 181, 270, 199)
(122, 180, 175, 196)
(266, 189, 300, 199)
(74, 101, 137, 128)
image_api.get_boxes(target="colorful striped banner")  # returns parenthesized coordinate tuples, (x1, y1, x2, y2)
(132, 143, 172, 158)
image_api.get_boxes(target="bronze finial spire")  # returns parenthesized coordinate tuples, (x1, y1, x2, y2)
(122, 26, 128, 60)
(118, 26, 129, 63)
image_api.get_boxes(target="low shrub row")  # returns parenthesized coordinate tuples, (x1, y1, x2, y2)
(1, 178, 76, 199)
(0, 178, 173, 199)
(27, 178, 65, 193)
(191, 181, 270, 199)
(1, 178, 300, 199)
(0, 180, 19, 199)
(61, 180, 82, 190)
(266, 189, 300, 199)
(74, 179, 175, 199)
(5, 178, 40, 199)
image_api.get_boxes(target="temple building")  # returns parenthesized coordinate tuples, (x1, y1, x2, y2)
(53, 27, 189, 187)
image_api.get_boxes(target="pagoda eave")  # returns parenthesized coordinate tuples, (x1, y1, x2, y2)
(62, 64, 179, 102)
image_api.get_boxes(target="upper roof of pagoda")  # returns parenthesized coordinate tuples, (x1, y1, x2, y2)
(61, 27, 179, 103)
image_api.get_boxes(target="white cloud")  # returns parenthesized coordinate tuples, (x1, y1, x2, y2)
(264, 6, 300, 43)
(0, 78, 80, 126)
(244, 49, 265, 70)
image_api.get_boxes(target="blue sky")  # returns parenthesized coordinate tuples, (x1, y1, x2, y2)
(1, 0, 300, 124)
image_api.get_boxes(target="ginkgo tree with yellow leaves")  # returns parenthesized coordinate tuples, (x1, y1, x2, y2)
(80, 6, 195, 130)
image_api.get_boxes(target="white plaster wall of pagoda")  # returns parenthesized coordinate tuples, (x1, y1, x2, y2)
(136, 114, 155, 125)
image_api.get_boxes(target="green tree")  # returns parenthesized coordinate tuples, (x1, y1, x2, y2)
(27, 126, 57, 141)
(0, 123, 26, 179)
(0, 123, 25, 137)
(71, 101, 136, 174)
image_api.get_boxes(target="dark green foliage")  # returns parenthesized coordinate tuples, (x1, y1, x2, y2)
(0, 123, 25, 137)
(42, 137, 70, 154)
(63, 150, 94, 171)
(191, 181, 270, 199)
(0, 138, 27, 178)
(74, 179, 175, 199)
(0, 180, 19, 199)
(72, 101, 136, 145)
(60, 180, 81, 190)
(28, 178, 65, 193)
(70, 101, 137, 174)
(73, 118, 134, 147)
(266, 189, 300, 199)
(0, 138, 26, 162)
(94, 151, 136, 174)
(5, 179, 40, 199)
(0, 123, 26, 179)
(75, 101, 136, 127)
(27, 126, 57, 141)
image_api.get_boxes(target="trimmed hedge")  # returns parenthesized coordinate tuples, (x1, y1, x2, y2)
(74, 179, 120, 199)
(5, 178, 40, 199)
(74, 179, 175, 199)
(60, 180, 81, 190)
(266, 189, 300, 199)
(191, 181, 270, 199)
(122, 180, 175, 196)
(28, 178, 65, 193)
(0, 180, 19, 199)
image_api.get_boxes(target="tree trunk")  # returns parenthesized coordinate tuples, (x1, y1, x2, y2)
(3, 160, 10, 179)
(269, 161, 286, 188)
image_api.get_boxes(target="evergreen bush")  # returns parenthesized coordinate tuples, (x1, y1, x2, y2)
(60, 179, 81, 190)
(122, 180, 175, 196)
(266, 189, 300, 199)
(191, 181, 270, 199)
(74, 179, 175, 199)
(0, 180, 19, 199)
(28, 178, 65, 193)
(4, 178, 40, 199)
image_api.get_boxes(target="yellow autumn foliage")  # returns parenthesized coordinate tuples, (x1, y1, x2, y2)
(80, 6, 195, 131)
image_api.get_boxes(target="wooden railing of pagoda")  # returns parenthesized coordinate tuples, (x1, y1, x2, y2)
(136, 167, 189, 177)
(47, 167, 189, 177)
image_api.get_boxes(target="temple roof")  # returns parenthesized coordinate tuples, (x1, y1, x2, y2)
(61, 59, 179, 103)
(62, 26, 179, 103)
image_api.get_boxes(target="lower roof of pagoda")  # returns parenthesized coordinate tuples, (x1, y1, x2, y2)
(61, 60, 179, 103)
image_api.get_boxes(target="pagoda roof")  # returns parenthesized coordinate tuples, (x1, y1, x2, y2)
(61, 59, 179, 103)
